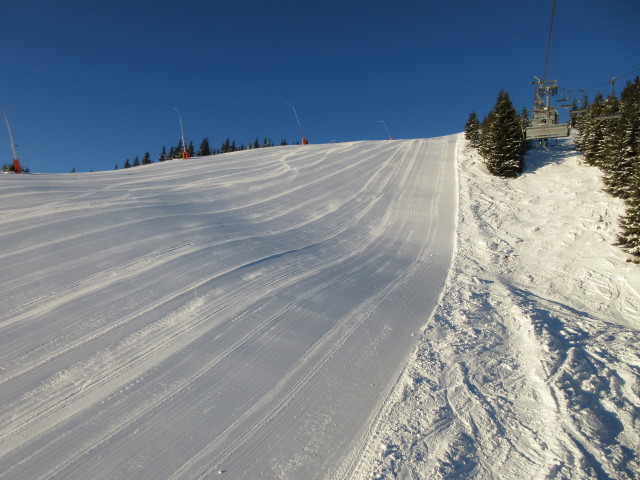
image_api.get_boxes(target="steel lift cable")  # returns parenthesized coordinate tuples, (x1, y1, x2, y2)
(542, 0, 557, 82)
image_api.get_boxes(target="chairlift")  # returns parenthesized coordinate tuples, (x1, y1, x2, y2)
(593, 113, 622, 121)
(524, 76, 570, 141)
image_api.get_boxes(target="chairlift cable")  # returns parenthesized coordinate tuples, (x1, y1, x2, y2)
(542, 0, 557, 82)
(579, 67, 640, 92)
(525, 1, 570, 144)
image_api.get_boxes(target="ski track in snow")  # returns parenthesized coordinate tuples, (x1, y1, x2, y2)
(0, 138, 457, 479)
(2, 135, 638, 480)
(349, 137, 640, 480)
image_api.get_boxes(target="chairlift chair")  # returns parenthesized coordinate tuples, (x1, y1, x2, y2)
(524, 76, 570, 141)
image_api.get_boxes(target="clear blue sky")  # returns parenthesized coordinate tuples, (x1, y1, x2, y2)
(2, 0, 639, 173)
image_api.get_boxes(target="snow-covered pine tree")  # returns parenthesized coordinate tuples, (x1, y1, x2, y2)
(573, 94, 590, 152)
(520, 107, 532, 152)
(478, 89, 524, 178)
(593, 95, 621, 171)
(604, 77, 640, 199)
(617, 159, 640, 256)
(464, 111, 481, 148)
(575, 77, 640, 255)
(580, 93, 606, 166)
(615, 78, 640, 256)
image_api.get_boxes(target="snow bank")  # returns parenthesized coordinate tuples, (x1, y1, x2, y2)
(350, 135, 640, 480)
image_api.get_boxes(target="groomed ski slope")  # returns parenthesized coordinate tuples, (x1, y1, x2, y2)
(0, 137, 458, 479)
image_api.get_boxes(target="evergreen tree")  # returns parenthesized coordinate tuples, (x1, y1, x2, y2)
(464, 111, 481, 148)
(168, 146, 175, 159)
(114, 163, 119, 170)
(221, 138, 231, 153)
(614, 78, 640, 255)
(478, 89, 525, 177)
(187, 141, 195, 157)
(159, 146, 167, 162)
(141, 151, 152, 165)
(198, 137, 211, 156)
(176, 139, 186, 158)
(133, 156, 141, 167)
(580, 93, 607, 165)
(617, 163, 640, 256)
(520, 107, 532, 152)
(123, 159, 132, 169)
(280, 138, 288, 146)
(603, 78, 640, 199)
(593, 95, 621, 170)
(573, 95, 590, 151)
(574, 77, 640, 255)
(253, 138, 260, 149)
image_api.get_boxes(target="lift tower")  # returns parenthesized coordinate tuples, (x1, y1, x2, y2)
(524, 76, 570, 141)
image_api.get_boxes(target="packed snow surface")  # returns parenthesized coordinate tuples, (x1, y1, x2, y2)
(1, 135, 638, 479)
(351, 138, 640, 479)
(0, 137, 458, 479)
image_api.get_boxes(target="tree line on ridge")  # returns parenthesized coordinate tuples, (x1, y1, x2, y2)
(464, 78, 640, 257)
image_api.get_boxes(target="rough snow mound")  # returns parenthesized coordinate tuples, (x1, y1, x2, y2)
(350, 136, 640, 480)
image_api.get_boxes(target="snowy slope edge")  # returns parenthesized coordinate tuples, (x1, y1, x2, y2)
(349, 134, 640, 480)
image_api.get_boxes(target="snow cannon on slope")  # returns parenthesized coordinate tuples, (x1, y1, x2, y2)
(3, 111, 22, 174)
